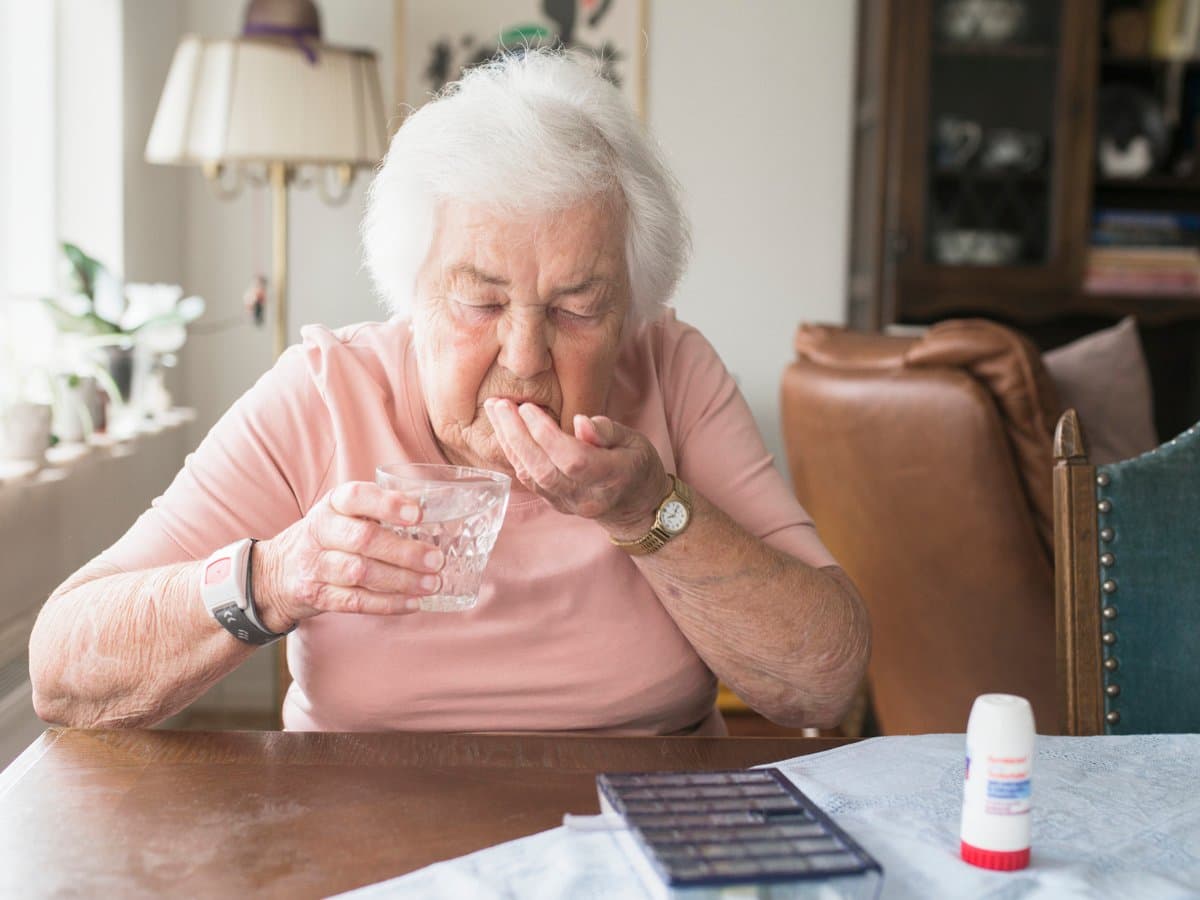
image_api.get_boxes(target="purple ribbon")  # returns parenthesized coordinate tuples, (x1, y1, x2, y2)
(243, 22, 320, 63)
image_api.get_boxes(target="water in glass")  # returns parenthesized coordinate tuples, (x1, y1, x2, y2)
(376, 463, 510, 612)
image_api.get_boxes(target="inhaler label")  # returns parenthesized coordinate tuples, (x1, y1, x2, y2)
(987, 780, 1031, 800)
(983, 754, 1031, 816)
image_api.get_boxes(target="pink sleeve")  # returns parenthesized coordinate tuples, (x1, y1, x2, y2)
(662, 321, 838, 568)
(99, 341, 335, 572)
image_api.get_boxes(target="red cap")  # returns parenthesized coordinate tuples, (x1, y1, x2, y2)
(960, 841, 1030, 871)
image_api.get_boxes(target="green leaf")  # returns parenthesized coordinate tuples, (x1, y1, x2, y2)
(40, 297, 121, 336)
(61, 241, 107, 300)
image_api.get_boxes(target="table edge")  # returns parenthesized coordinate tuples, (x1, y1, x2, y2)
(0, 727, 63, 800)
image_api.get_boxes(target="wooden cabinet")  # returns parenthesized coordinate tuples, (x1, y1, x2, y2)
(850, 0, 1200, 435)
(851, 0, 1098, 326)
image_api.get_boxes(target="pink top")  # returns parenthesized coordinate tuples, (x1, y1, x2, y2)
(101, 312, 835, 734)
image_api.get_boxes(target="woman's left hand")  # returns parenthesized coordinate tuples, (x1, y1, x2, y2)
(484, 398, 669, 536)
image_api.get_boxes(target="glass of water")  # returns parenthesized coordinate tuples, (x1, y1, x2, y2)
(375, 462, 511, 612)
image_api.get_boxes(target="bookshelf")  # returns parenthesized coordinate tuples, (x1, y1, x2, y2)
(849, 0, 1200, 436)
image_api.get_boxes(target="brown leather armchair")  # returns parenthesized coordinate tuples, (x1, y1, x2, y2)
(781, 320, 1062, 734)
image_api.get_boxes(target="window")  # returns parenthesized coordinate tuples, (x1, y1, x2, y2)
(0, 0, 122, 405)
(0, 0, 57, 301)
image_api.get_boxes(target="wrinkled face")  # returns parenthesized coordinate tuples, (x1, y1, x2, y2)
(411, 196, 631, 473)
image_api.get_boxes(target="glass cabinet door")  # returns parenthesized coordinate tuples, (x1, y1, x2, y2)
(925, 0, 1062, 268)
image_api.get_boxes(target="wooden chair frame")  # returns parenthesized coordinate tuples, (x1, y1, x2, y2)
(1052, 409, 1105, 736)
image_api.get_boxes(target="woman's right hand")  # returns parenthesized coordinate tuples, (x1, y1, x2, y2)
(251, 481, 444, 631)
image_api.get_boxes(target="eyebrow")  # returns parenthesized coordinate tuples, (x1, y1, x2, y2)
(551, 277, 608, 299)
(448, 264, 509, 286)
(447, 264, 609, 298)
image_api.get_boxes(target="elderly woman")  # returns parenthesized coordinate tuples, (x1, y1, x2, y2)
(30, 50, 868, 735)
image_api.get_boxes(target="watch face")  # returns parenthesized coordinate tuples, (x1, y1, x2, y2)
(660, 499, 689, 534)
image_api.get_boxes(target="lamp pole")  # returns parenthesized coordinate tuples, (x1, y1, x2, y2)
(268, 161, 293, 358)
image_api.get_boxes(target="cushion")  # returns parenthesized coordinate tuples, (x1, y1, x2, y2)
(1042, 317, 1158, 465)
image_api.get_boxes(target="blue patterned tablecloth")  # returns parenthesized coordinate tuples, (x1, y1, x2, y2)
(335, 734, 1200, 899)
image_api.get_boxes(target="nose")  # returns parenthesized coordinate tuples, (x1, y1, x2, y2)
(497, 309, 551, 379)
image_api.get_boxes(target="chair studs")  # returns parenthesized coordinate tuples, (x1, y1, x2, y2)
(1100, 552, 1115, 567)
(1105, 684, 1121, 697)
(1106, 710, 1121, 725)
(1098, 499, 1112, 514)
(1102, 605, 1118, 620)
(1100, 527, 1114, 542)
(1096, 472, 1111, 487)
(1102, 579, 1117, 594)
(1104, 657, 1119, 672)
(1102, 631, 1118, 645)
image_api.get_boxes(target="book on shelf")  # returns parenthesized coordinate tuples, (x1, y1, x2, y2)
(1092, 209, 1200, 248)
(1086, 244, 1200, 295)
(1090, 246, 1200, 266)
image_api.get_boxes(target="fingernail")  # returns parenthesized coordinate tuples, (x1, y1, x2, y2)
(401, 505, 420, 522)
(421, 574, 441, 592)
(405, 597, 421, 611)
(424, 550, 444, 570)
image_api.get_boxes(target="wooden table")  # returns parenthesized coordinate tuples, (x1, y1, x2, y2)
(0, 729, 851, 898)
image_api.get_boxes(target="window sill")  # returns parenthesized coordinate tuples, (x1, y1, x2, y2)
(0, 408, 195, 490)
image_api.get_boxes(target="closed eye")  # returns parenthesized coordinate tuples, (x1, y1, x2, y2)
(453, 299, 504, 316)
(551, 307, 598, 323)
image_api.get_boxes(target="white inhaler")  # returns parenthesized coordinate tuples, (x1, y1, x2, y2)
(960, 693, 1035, 871)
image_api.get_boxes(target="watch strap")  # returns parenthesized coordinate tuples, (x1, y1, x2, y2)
(201, 539, 295, 646)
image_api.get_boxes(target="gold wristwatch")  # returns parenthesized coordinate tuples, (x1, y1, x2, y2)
(610, 474, 694, 556)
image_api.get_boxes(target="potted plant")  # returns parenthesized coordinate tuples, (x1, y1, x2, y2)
(40, 243, 204, 418)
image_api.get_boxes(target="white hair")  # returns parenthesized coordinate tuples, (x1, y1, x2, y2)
(362, 48, 691, 322)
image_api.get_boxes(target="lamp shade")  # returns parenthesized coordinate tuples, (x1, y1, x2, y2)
(146, 35, 386, 167)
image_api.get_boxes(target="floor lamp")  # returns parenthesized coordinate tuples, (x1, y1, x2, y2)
(145, 1, 387, 722)
(144, 4, 387, 358)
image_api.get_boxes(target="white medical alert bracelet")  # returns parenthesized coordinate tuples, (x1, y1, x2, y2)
(201, 538, 295, 645)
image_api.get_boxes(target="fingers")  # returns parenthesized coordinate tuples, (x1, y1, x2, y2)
(330, 481, 422, 526)
(574, 414, 626, 449)
(516, 403, 592, 473)
(308, 583, 424, 616)
(313, 496, 441, 568)
(312, 549, 442, 596)
(485, 399, 578, 492)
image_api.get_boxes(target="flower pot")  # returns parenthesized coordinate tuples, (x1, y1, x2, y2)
(53, 374, 99, 443)
(102, 344, 135, 403)
(1, 401, 53, 465)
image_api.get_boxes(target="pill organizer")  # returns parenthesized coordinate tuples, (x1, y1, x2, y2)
(596, 768, 883, 899)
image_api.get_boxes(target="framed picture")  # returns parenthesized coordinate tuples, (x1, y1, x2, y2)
(392, 0, 648, 126)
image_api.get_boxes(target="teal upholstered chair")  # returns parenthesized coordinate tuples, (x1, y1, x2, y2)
(1053, 409, 1200, 735)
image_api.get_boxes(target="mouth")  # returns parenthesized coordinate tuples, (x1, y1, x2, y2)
(484, 397, 558, 418)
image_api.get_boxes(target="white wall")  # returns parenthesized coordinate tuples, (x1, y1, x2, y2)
(123, 0, 185, 285)
(648, 0, 856, 465)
